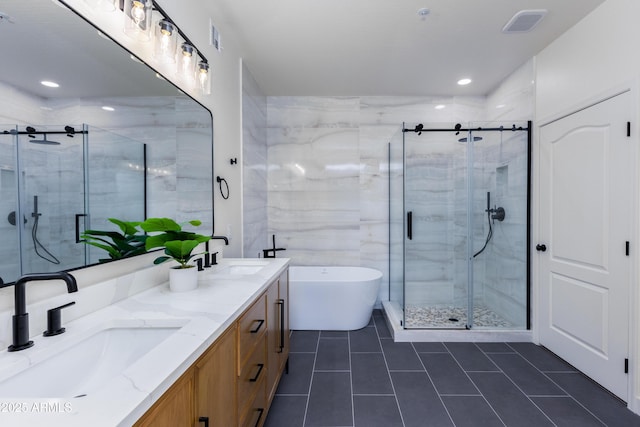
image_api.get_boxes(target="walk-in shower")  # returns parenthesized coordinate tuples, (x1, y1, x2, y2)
(387, 121, 530, 332)
(0, 124, 145, 283)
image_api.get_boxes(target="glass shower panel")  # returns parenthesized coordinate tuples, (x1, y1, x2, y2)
(85, 126, 146, 265)
(388, 128, 404, 321)
(403, 124, 468, 328)
(470, 123, 528, 329)
(0, 128, 19, 282)
(17, 126, 86, 274)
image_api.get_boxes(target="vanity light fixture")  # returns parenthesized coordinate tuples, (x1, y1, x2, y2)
(41, 80, 60, 88)
(119, 0, 212, 95)
(197, 61, 211, 95)
(178, 43, 197, 85)
(154, 19, 177, 63)
(123, 0, 152, 41)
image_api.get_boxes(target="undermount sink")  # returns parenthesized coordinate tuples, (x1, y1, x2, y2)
(0, 322, 186, 398)
(212, 260, 270, 275)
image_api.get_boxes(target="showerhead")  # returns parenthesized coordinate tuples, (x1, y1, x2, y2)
(458, 136, 483, 143)
(29, 134, 61, 145)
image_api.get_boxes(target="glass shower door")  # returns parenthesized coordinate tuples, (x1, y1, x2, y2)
(403, 124, 468, 328)
(470, 124, 529, 329)
(17, 125, 86, 274)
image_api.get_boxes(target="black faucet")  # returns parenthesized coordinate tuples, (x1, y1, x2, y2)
(262, 234, 286, 259)
(1, 272, 78, 352)
(210, 235, 229, 245)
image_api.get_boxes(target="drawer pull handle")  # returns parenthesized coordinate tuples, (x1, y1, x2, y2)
(254, 408, 264, 427)
(249, 363, 264, 382)
(250, 319, 265, 333)
(277, 299, 285, 353)
(198, 416, 209, 427)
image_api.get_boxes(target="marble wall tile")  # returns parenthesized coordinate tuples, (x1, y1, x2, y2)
(242, 64, 269, 257)
(255, 63, 534, 312)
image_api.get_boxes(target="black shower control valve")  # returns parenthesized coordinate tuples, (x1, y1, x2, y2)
(536, 244, 547, 252)
(230, 158, 237, 165)
(490, 206, 505, 222)
(43, 301, 76, 337)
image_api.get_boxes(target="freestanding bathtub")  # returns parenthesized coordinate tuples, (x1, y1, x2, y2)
(289, 266, 382, 331)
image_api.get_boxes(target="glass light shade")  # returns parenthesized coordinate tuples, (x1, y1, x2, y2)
(197, 61, 211, 95)
(177, 43, 197, 86)
(123, 0, 152, 42)
(84, 0, 116, 12)
(153, 19, 177, 63)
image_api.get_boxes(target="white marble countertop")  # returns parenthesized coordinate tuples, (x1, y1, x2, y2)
(0, 258, 289, 427)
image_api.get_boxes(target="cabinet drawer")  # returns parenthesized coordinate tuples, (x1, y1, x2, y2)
(238, 334, 267, 409)
(238, 293, 267, 368)
(240, 377, 267, 427)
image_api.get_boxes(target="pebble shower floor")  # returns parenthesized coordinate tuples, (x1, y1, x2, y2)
(403, 304, 513, 328)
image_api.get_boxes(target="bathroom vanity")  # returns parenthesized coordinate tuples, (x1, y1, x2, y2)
(0, 258, 289, 427)
(134, 265, 289, 427)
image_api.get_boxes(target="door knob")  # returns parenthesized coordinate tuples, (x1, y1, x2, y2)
(536, 244, 547, 252)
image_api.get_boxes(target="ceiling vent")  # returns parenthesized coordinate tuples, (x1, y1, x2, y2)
(502, 9, 547, 33)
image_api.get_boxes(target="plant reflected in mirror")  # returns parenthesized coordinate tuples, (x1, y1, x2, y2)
(81, 218, 147, 262)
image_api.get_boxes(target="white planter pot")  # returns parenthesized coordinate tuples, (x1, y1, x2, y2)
(169, 266, 198, 292)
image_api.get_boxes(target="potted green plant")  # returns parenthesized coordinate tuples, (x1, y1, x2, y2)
(140, 217, 210, 292)
(80, 218, 147, 262)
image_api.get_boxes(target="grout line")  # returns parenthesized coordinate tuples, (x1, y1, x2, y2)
(466, 343, 557, 427)
(443, 342, 507, 427)
(413, 342, 459, 426)
(352, 393, 397, 396)
(505, 343, 610, 426)
(348, 325, 355, 427)
(301, 332, 321, 427)
(375, 316, 406, 427)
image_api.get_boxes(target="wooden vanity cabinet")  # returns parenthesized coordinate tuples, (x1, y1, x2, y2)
(134, 326, 236, 427)
(267, 270, 289, 404)
(133, 369, 194, 427)
(134, 268, 289, 427)
(195, 323, 238, 427)
(237, 294, 268, 425)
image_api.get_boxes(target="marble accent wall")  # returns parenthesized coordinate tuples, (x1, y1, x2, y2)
(264, 63, 533, 312)
(267, 96, 488, 306)
(242, 64, 269, 258)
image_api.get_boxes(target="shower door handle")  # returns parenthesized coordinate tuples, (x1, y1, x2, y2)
(407, 211, 413, 240)
(75, 214, 87, 243)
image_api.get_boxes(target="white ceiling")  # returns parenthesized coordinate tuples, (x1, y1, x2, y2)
(209, 0, 604, 96)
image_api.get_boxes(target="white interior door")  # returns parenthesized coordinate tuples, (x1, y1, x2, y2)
(538, 91, 633, 400)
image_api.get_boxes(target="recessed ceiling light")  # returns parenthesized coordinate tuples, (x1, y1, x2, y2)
(434, 104, 446, 110)
(417, 8, 430, 18)
(457, 78, 472, 86)
(101, 106, 115, 111)
(496, 104, 506, 109)
(40, 80, 60, 88)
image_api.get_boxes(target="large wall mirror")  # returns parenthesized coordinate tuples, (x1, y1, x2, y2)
(0, 0, 214, 284)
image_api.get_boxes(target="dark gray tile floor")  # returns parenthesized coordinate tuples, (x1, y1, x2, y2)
(265, 310, 640, 427)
